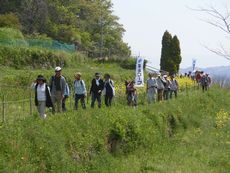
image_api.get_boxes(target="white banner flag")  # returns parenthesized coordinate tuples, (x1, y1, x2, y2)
(135, 57, 144, 87)
(192, 59, 196, 71)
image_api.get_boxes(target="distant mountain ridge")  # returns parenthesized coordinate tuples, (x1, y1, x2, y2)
(180, 66, 230, 77)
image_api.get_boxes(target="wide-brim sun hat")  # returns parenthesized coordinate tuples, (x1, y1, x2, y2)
(75, 72, 82, 77)
(37, 75, 45, 81)
(55, 66, 62, 72)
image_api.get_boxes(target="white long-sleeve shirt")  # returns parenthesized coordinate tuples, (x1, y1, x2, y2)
(31, 83, 46, 101)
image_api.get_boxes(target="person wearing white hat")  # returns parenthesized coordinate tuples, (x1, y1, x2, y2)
(49, 66, 66, 113)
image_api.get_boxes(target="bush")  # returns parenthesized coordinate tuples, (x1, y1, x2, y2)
(0, 27, 27, 46)
(0, 13, 21, 29)
(120, 58, 147, 70)
(0, 46, 69, 69)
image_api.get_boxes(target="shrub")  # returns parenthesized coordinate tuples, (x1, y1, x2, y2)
(0, 46, 68, 69)
(0, 13, 21, 29)
(120, 58, 147, 70)
(0, 27, 27, 46)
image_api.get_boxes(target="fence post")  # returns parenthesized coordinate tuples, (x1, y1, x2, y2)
(29, 92, 33, 115)
(2, 95, 5, 123)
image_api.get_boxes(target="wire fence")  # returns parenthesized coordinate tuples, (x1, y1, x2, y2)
(0, 82, 199, 124)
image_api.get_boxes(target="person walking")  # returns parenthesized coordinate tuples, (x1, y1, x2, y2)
(62, 81, 70, 112)
(31, 75, 53, 119)
(200, 72, 208, 92)
(156, 73, 165, 102)
(146, 73, 158, 104)
(169, 76, 179, 99)
(126, 81, 137, 107)
(90, 73, 104, 108)
(74, 72, 87, 110)
(49, 66, 66, 113)
(163, 75, 171, 100)
(104, 74, 115, 107)
(206, 74, 212, 88)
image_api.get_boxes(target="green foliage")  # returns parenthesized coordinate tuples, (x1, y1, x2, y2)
(0, 86, 230, 172)
(0, 46, 68, 69)
(0, 0, 131, 58)
(120, 58, 147, 70)
(0, 27, 25, 41)
(0, 13, 21, 29)
(160, 31, 182, 75)
(171, 36, 182, 73)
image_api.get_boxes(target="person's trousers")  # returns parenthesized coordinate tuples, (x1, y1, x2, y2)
(163, 89, 170, 100)
(37, 101, 46, 119)
(105, 94, 113, 107)
(62, 95, 68, 112)
(170, 90, 177, 99)
(157, 89, 164, 102)
(147, 90, 157, 104)
(202, 85, 208, 92)
(75, 94, 86, 110)
(91, 93, 101, 108)
(51, 91, 62, 113)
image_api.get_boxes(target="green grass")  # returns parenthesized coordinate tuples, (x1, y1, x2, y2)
(0, 45, 229, 172)
(0, 86, 229, 173)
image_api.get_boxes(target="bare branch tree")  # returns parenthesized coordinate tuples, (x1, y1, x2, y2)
(193, 5, 230, 60)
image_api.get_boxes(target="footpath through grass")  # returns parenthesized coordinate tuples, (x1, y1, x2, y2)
(0, 86, 229, 173)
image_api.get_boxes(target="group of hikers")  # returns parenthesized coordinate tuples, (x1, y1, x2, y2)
(32, 66, 211, 119)
(124, 73, 179, 107)
(180, 70, 212, 92)
(31, 66, 115, 119)
(194, 71, 211, 92)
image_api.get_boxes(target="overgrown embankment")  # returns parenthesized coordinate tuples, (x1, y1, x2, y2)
(0, 87, 229, 173)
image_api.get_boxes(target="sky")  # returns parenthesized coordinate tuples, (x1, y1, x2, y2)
(112, 0, 230, 68)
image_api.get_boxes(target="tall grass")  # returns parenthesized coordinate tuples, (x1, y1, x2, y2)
(0, 86, 229, 173)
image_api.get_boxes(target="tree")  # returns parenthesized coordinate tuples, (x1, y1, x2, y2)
(171, 36, 182, 73)
(160, 31, 182, 75)
(160, 31, 172, 73)
(195, 6, 230, 61)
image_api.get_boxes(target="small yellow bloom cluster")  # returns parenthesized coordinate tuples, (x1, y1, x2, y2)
(114, 77, 195, 97)
(216, 109, 230, 129)
(176, 77, 195, 90)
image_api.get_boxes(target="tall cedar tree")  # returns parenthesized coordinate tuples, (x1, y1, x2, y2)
(171, 36, 182, 73)
(160, 31, 182, 75)
(160, 31, 172, 73)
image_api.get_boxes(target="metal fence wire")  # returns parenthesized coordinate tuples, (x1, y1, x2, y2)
(0, 82, 199, 124)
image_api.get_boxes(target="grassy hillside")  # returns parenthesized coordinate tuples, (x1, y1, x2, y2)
(0, 86, 229, 173)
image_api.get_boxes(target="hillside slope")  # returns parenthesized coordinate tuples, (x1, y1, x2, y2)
(0, 87, 229, 173)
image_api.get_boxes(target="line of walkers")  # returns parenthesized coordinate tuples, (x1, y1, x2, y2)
(123, 72, 179, 108)
(31, 67, 180, 119)
(146, 72, 179, 104)
(31, 66, 115, 119)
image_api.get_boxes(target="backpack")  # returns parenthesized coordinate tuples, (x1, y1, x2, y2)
(74, 80, 83, 86)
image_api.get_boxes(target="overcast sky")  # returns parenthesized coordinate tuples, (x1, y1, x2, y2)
(112, 0, 230, 68)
